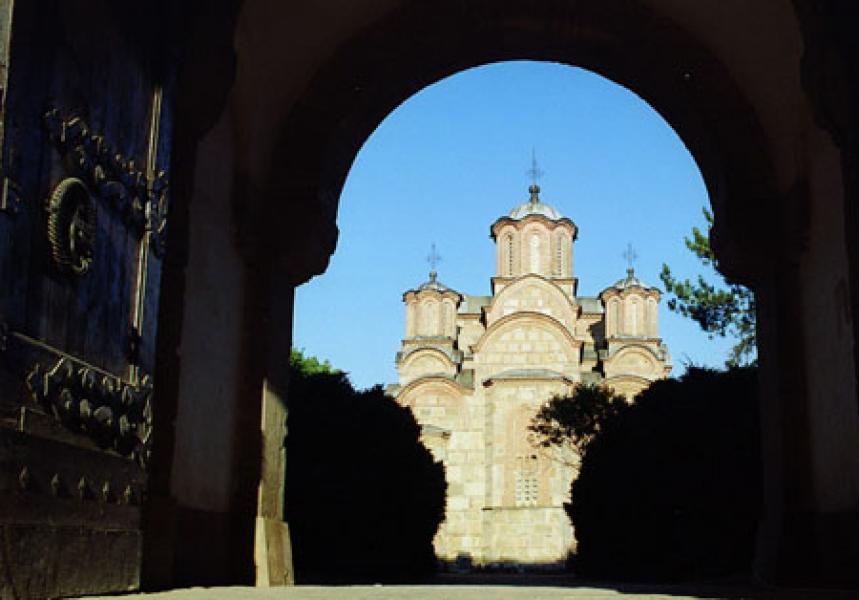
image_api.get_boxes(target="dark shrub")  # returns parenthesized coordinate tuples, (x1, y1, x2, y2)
(570, 367, 760, 581)
(285, 366, 446, 582)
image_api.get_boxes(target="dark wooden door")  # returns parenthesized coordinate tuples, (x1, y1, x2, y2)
(0, 2, 173, 596)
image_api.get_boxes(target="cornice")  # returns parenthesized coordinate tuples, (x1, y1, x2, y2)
(490, 215, 578, 240)
(482, 369, 577, 387)
(599, 286, 662, 300)
(403, 288, 463, 302)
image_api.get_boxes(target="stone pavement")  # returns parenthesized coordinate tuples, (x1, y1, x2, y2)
(83, 577, 858, 600)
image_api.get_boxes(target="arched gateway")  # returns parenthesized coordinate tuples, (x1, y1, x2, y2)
(0, 0, 857, 596)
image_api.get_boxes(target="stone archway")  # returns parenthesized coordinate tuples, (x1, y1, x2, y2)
(149, 0, 859, 591)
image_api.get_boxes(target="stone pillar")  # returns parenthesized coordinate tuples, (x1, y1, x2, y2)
(754, 256, 859, 587)
(254, 272, 294, 586)
(754, 260, 810, 584)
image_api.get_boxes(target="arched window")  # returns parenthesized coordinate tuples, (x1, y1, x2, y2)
(442, 298, 456, 337)
(647, 297, 658, 336)
(609, 298, 620, 336)
(406, 302, 416, 337)
(630, 299, 640, 336)
(419, 299, 437, 335)
(506, 233, 515, 276)
(529, 234, 540, 273)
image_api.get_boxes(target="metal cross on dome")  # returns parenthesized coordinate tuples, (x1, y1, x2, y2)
(622, 243, 638, 271)
(426, 243, 442, 273)
(526, 149, 544, 185)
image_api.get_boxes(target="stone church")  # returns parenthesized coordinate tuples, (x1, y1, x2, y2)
(390, 183, 671, 568)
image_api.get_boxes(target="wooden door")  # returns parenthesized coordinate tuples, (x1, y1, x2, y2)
(0, 1, 173, 596)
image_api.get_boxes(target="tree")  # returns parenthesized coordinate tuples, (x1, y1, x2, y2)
(570, 367, 761, 580)
(659, 208, 757, 367)
(290, 347, 341, 376)
(528, 383, 629, 462)
(285, 350, 446, 582)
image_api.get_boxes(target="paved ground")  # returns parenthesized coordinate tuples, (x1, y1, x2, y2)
(84, 576, 858, 600)
(84, 585, 723, 599)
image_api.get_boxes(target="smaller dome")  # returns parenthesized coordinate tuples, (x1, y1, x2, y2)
(610, 268, 658, 292)
(413, 271, 457, 294)
(508, 184, 563, 220)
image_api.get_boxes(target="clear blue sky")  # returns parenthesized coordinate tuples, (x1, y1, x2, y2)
(293, 61, 736, 390)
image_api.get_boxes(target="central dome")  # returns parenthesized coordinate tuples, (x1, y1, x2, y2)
(508, 184, 563, 220)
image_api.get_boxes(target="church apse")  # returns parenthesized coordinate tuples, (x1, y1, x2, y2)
(390, 180, 671, 569)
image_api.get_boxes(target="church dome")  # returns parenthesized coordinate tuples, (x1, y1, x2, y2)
(508, 184, 563, 220)
(609, 268, 659, 292)
(407, 271, 458, 295)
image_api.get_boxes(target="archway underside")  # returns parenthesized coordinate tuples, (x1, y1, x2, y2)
(247, 1, 778, 290)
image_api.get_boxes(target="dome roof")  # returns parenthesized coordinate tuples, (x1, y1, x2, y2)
(609, 268, 659, 292)
(407, 271, 458, 295)
(508, 184, 563, 220)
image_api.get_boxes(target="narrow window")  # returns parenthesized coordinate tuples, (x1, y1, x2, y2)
(630, 299, 639, 335)
(529, 234, 540, 273)
(506, 233, 514, 276)
(555, 233, 564, 276)
(610, 299, 620, 336)
(515, 454, 539, 507)
(647, 297, 658, 336)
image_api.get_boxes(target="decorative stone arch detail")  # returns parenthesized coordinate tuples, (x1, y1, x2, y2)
(485, 274, 577, 328)
(397, 376, 468, 409)
(605, 345, 663, 379)
(398, 347, 458, 385)
(472, 311, 581, 369)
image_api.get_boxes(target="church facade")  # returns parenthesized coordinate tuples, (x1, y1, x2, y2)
(390, 184, 671, 568)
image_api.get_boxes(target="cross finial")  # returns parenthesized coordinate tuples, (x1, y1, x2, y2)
(526, 149, 544, 186)
(426, 243, 442, 280)
(622, 243, 638, 274)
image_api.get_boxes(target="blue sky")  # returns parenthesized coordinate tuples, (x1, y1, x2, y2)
(293, 61, 736, 390)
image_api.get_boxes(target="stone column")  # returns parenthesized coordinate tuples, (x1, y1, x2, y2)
(754, 254, 859, 587)
(254, 272, 294, 586)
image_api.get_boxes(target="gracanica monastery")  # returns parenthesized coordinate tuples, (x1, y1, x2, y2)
(390, 182, 672, 568)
